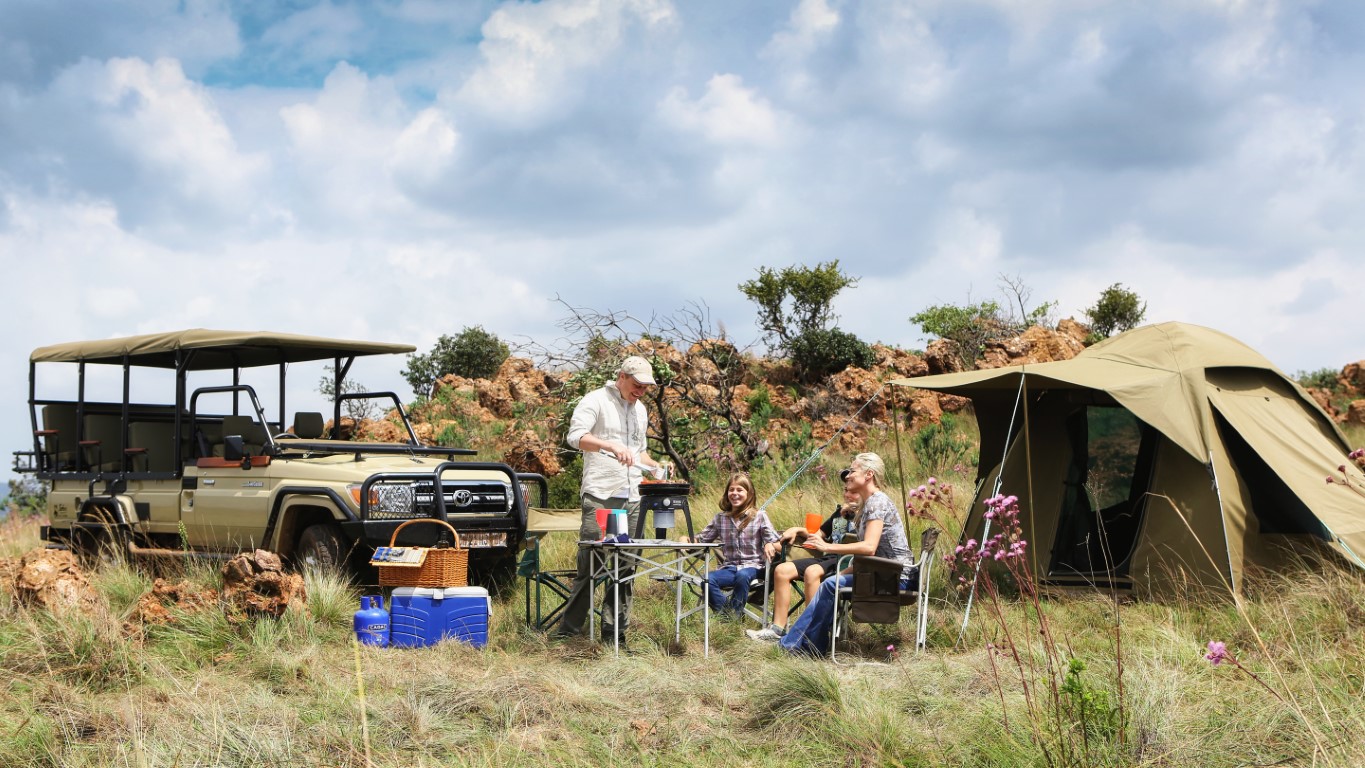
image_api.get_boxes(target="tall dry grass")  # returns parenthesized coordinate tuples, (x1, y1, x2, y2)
(1, 429, 1363, 766)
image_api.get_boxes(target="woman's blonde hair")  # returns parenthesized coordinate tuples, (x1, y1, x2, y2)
(849, 452, 886, 526)
(719, 472, 758, 528)
(851, 452, 886, 489)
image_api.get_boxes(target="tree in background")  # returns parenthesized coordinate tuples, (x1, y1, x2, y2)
(739, 260, 872, 381)
(910, 275, 1056, 369)
(317, 364, 380, 423)
(403, 326, 510, 397)
(1084, 283, 1147, 341)
(527, 298, 770, 481)
(5, 476, 47, 518)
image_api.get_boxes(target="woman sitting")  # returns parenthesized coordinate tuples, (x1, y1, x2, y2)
(775, 452, 913, 657)
(746, 480, 859, 642)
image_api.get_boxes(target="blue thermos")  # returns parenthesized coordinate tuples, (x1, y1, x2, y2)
(354, 595, 390, 647)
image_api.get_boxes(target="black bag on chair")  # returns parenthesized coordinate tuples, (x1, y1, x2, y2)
(850, 555, 909, 624)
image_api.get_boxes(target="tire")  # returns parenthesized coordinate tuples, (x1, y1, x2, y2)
(73, 522, 128, 571)
(295, 523, 346, 572)
(472, 552, 519, 599)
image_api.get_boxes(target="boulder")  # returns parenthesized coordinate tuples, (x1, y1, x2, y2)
(221, 550, 306, 618)
(924, 339, 964, 376)
(1342, 362, 1365, 396)
(503, 429, 562, 477)
(1346, 400, 1365, 427)
(11, 549, 101, 615)
(126, 578, 221, 633)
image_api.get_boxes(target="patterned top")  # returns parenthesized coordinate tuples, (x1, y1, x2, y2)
(856, 491, 914, 580)
(693, 510, 780, 569)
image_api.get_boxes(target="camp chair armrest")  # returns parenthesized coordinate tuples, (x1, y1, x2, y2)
(851, 554, 907, 574)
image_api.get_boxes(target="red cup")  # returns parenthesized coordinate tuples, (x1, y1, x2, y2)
(595, 508, 610, 534)
(804, 513, 822, 534)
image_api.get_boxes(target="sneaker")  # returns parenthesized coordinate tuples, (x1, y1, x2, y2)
(746, 625, 785, 643)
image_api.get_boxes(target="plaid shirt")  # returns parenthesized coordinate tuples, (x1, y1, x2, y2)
(693, 510, 780, 569)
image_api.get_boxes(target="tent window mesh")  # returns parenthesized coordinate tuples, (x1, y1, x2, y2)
(1049, 405, 1156, 579)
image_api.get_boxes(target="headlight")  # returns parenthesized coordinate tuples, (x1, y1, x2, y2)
(348, 482, 415, 515)
(502, 482, 514, 512)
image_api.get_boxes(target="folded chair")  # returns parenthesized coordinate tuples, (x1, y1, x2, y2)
(519, 507, 592, 630)
(830, 528, 940, 656)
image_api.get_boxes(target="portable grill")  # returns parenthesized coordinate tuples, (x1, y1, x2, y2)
(636, 481, 694, 539)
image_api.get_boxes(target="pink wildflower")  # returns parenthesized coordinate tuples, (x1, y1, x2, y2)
(1204, 641, 1229, 665)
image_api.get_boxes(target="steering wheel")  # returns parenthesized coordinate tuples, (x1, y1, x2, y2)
(274, 432, 299, 440)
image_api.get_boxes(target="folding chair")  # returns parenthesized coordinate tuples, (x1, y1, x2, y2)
(830, 528, 940, 655)
(519, 508, 585, 630)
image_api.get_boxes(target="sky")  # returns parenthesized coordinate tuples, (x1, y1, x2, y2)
(3, 0, 1365, 483)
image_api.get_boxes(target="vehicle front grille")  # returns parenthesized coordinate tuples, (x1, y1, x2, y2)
(365, 479, 511, 520)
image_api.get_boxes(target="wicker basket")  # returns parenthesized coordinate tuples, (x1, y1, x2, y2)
(376, 518, 469, 588)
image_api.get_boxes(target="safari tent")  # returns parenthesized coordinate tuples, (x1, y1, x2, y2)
(891, 322, 1365, 597)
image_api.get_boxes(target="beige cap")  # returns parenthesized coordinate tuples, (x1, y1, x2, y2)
(619, 355, 656, 385)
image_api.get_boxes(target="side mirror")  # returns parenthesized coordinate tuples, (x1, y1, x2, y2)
(223, 435, 245, 461)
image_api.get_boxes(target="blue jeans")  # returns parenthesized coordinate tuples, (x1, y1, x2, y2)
(779, 572, 911, 656)
(707, 565, 759, 616)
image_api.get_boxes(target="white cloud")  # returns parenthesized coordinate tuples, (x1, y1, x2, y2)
(657, 73, 786, 147)
(456, 0, 676, 126)
(763, 0, 841, 61)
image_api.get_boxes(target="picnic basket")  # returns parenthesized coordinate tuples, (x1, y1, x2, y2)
(376, 518, 469, 588)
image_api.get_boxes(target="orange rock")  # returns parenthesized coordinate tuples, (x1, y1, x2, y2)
(13, 549, 101, 615)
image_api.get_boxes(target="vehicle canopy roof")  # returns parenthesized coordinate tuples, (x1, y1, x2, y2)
(30, 329, 416, 371)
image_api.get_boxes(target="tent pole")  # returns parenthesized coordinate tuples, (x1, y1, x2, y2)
(957, 372, 1027, 647)
(891, 381, 909, 519)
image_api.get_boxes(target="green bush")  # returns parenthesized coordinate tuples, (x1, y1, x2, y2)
(403, 326, 510, 396)
(788, 327, 875, 382)
(1083, 283, 1147, 340)
(1296, 367, 1340, 391)
(5, 477, 47, 518)
(746, 386, 775, 431)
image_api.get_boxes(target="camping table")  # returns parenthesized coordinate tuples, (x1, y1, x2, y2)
(585, 539, 719, 657)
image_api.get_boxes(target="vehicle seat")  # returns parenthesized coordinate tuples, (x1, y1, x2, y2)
(293, 411, 325, 439)
(37, 404, 80, 471)
(214, 415, 264, 457)
(82, 414, 124, 471)
(130, 421, 178, 472)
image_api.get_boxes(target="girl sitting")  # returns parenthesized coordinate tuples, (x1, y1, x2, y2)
(681, 472, 780, 619)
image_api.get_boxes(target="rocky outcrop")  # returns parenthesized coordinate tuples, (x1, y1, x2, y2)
(502, 429, 562, 477)
(1346, 400, 1365, 427)
(978, 324, 1087, 369)
(1342, 361, 1365, 396)
(924, 339, 964, 375)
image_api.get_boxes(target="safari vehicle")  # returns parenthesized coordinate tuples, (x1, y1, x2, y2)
(14, 330, 543, 586)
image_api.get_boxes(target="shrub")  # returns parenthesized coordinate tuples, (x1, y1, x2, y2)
(1296, 367, 1340, 391)
(5, 476, 47, 518)
(403, 326, 510, 397)
(788, 327, 875, 382)
(1084, 283, 1147, 340)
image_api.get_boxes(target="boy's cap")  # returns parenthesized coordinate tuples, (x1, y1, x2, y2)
(619, 356, 656, 385)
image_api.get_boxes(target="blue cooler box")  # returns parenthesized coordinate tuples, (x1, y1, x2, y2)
(389, 586, 491, 648)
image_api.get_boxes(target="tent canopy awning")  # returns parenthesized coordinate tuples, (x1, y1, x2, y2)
(30, 329, 417, 370)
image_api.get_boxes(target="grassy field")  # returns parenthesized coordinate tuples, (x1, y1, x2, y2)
(3, 431, 1365, 767)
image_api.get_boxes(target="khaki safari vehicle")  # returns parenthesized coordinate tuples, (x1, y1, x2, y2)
(15, 329, 543, 586)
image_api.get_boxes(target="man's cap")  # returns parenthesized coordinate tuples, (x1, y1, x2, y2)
(619, 356, 656, 385)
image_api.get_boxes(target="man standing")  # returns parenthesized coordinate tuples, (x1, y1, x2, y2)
(554, 355, 667, 645)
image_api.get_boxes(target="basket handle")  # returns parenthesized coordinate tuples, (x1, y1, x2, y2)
(387, 517, 462, 550)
